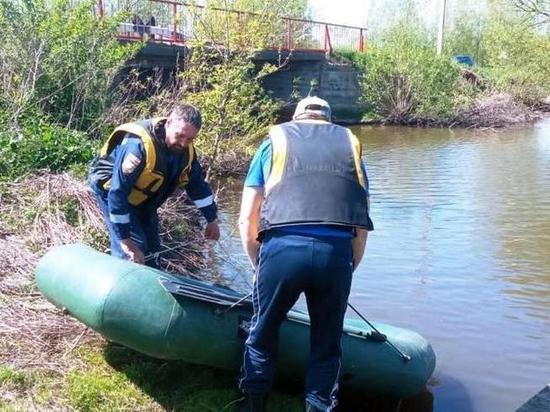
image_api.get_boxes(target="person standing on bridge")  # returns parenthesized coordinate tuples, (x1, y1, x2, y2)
(237, 96, 374, 411)
(88, 105, 220, 267)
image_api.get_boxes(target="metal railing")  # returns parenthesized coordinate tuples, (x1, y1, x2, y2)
(96, 0, 367, 53)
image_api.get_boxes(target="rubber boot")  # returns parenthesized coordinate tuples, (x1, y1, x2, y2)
(237, 392, 268, 412)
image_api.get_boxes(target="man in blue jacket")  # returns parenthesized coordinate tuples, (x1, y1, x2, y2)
(237, 96, 373, 412)
(89, 105, 219, 267)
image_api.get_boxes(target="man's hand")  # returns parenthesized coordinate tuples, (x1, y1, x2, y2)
(204, 219, 220, 240)
(119, 239, 145, 264)
(351, 228, 368, 272)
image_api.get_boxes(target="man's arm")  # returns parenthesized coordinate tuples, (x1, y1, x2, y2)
(238, 139, 271, 269)
(238, 186, 264, 269)
(185, 156, 220, 240)
(107, 137, 146, 263)
(353, 161, 374, 270)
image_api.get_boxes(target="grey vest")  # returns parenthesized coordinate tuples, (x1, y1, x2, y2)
(259, 121, 370, 233)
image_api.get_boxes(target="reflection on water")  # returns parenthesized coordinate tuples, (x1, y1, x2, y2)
(212, 118, 550, 412)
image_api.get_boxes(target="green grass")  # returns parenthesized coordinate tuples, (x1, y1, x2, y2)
(0, 344, 302, 412)
(0, 366, 59, 409)
(0, 367, 29, 388)
(1, 344, 304, 411)
(1, 341, 427, 411)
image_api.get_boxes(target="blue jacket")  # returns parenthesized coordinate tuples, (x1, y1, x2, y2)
(91, 134, 217, 240)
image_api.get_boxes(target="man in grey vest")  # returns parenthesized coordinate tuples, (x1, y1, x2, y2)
(237, 96, 374, 411)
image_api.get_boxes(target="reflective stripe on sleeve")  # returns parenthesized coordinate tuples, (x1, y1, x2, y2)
(109, 213, 130, 224)
(194, 195, 214, 208)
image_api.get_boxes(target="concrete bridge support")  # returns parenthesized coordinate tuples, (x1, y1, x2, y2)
(255, 50, 366, 122)
(118, 43, 365, 122)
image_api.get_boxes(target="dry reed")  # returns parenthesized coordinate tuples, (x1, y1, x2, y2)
(0, 172, 212, 368)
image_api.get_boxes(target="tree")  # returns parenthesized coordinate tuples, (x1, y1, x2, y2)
(0, 0, 136, 132)
(512, 0, 550, 24)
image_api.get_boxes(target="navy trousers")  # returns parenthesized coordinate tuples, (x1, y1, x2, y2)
(239, 232, 353, 411)
(94, 194, 161, 267)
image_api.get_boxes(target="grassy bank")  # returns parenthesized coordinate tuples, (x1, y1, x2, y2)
(0, 343, 304, 411)
(0, 173, 236, 411)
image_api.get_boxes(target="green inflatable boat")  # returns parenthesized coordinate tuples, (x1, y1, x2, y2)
(35, 244, 435, 398)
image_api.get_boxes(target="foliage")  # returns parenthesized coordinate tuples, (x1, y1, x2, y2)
(0, 0, 137, 179)
(182, 46, 282, 176)
(333, 49, 369, 68)
(342, 0, 548, 123)
(511, 0, 550, 24)
(358, 20, 477, 122)
(0, 0, 136, 131)
(186, 0, 308, 53)
(0, 366, 29, 388)
(0, 117, 96, 180)
(177, 4, 285, 175)
(446, 14, 488, 65)
(191, 7, 276, 51)
(106, 11, 284, 176)
(480, 15, 550, 105)
(106, 50, 281, 177)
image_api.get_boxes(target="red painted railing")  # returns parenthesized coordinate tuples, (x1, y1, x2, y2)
(96, 0, 366, 53)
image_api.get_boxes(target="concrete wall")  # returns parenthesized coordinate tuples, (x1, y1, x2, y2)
(256, 50, 366, 122)
(110, 42, 188, 95)
(122, 44, 365, 122)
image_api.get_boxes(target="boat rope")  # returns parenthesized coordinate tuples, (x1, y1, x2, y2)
(347, 302, 411, 363)
(212, 234, 253, 289)
(161, 275, 411, 363)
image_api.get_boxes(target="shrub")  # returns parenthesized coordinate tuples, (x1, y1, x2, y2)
(480, 16, 550, 106)
(182, 46, 282, 176)
(0, 117, 96, 180)
(106, 45, 282, 177)
(359, 20, 476, 122)
(0, 0, 136, 131)
(446, 15, 488, 65)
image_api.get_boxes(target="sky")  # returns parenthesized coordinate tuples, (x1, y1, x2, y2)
(309, 0, 370, 26)
(308, 0, 488, 31)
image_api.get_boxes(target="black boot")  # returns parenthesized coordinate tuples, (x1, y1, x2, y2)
(236, 392, 268, 412)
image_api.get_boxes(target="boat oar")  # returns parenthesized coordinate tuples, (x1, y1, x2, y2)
(347, 302, 411, 363)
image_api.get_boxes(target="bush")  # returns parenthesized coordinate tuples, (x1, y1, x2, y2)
(182, 46, 282, 176)
(359, 20, 476, 122)
(446, 15, 488, 65)
(480, 16, 550, 106)
(0, 0, 136, 131)
(0, 117, 96, 180)
(107, 46, 282, 177)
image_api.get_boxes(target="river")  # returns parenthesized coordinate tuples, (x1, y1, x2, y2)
(210, 117, 550, 412)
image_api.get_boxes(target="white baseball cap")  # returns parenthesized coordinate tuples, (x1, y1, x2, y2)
(293, 96, 332, 121)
